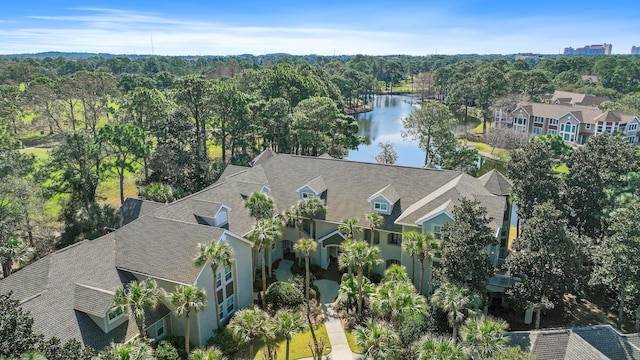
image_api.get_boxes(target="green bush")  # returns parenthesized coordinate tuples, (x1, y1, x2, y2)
(159, 336, 188, 360)
(206, 327, 242, 356)
(265, 281, 304, 311)
(398, 312, 435, 346)
(155, 340, 180, 360)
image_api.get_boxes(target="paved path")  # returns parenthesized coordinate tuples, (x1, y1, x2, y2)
(275, 259, 294, 282)
(277, 260, 361, 359)
(312, 279, 361, 360)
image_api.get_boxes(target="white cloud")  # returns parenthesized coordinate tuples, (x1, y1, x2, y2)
(1, 7, 638, 55)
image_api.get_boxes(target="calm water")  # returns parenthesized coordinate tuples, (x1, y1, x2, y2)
(347, 95, 424, 167)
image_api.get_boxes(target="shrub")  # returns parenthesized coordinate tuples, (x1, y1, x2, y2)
(159, 336, 188, 360)
(155, 340, 180, 360)
(289, 274, 317, 300)
(265, 281, 304, 312)
(398, 312, 435, 346)
(207, 327, 242, 356)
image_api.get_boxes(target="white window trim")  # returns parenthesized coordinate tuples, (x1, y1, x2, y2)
(628, 123, 638, 132)
(373, 201, 388, 212)
(301, 191, 315, 199)
(107, 308, 123, 324)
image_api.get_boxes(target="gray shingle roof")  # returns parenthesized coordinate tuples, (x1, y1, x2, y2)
(478, 169, 512, 196)
(73, 284, 114, 318)
(508, 325, 640, 360)
(0, 236, 140, 349)
(119, 198, 165, 225)
(114, 215, 227, 284)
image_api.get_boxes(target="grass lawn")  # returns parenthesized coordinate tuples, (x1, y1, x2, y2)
(19, 132, 63, 148)
(21, 147, 51, 159)
(462, 140, 511, 160)
(97, 171, 139, 208)
(345, 330, 362, 354)
(208, 144, 223, 159)
(553, 163, 569, 174)
(252, 324, 331, 360)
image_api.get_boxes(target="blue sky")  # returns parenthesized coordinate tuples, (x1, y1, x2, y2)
(1, 1, 639, 56)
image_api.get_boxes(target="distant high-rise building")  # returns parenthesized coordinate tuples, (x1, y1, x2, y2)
(564, 43, 612, 55)
(632, 46, 640, 55)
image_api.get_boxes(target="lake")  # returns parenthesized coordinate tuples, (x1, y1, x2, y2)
(347, 95, 423, 167)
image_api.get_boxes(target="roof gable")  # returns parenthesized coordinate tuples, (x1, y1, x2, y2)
(478, 170, 512, 196)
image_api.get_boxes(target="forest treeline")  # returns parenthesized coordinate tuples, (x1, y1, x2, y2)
(1, 52, 640, 277)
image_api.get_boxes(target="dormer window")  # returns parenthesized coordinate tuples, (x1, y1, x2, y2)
(296, 176, 326, 200)
(373, 202, 388, 212)
(108, 307, 123, 323)
(367, 184, 398, 216)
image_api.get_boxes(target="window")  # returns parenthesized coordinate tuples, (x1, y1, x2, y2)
(433, 225, 442, 240)
(549, 119, 558, 125)
(301, 192, 315, 199)
(533, 127, 541, 135)
(627, 136, 636, 144)
(156, 319, 165, 338)
(548, 129, 557, 135)
(386, 259, 400, 268)
(216, 272, 222, 289)
(218, 303, 224, 320)
(108, 307, 123, 323)
(373, 202, 388, 212)
(226, 296, 234, 313)
(534, 116, 544, 124)
(628, 123, 638, 132)
(387, 233, 402, 246)
(585, 124, 592, 130)
(597, 124, 603, 133)
(225, 267, 232, 282)
(560, 122, 577, 142)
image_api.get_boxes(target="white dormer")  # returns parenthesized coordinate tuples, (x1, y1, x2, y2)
(367, 184, 400, 215)
(296, 176, 327, 200)
(213, 204, 231, 227)
(261, 185, 271, 194)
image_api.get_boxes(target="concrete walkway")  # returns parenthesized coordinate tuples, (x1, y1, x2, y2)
(310, 279, 362, 360)
(275, 259, 294, 282)
(276, 260, 361, 359)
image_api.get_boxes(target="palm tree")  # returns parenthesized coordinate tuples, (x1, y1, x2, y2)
(170, 284, 207, 354)
(338, 240, 382, 314)
(371, 281, 427, 330)
(366, 212, 383, 246)
(414, 334, 466, 360)
(243, 191, 274, 221)
(336, 273, 373, 313)
(338, 218, 362, 239)
(273, 310, 306, 360)
(112, 279, 162, 339)
(354, 318, 401, 360)
(431, 283, 474, 343)
(249, 218, 283, 308)
(97, 339, 153, 360)
(20, 351, 47, 360)
(190, 346, 226, 360)
(244, 191, 275, 279)
(193, 240, 234, 328)
(297, 197, 326, 238)
(382, 264, 411, 284)
(460, 315, 508, 360)
(293, 238, 317, 308)
(228, 306, 269, 358)
(402, 231, 440, 294)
